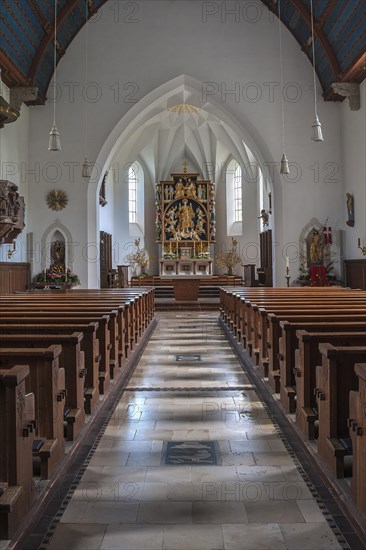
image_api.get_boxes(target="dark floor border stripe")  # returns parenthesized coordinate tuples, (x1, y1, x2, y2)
(221, 318, 366, 550)
(12, 318, 158, 550)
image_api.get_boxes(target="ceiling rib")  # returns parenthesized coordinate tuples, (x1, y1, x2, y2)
(291, 0, 342, 81)
(28, 0, 80, 82)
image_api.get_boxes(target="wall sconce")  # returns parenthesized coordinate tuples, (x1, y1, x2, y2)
(7, 239, 16, 259)
(357, 238, 366, 256)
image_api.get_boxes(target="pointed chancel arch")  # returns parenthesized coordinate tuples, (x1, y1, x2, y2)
(87, 75, 281, 286)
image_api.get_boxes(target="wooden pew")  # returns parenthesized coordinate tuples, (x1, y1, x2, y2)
(0, 313, 110, 396)
(0, 346, 65, 479)
(0, 365, 35, 539)
(295, 331, 366, 439)
(266, 313, 366, 396)
(316, 344, 366, 478)
(349, 363, 366, 518)
(0, 333, 85, 441)
(0, 306, 118, 384)
(4, 291, 151, 361)
(0, 322, 99, 415)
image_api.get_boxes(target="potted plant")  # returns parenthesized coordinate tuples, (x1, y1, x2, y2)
(125, 238, 149, 277)
(215, 238, 241, 276)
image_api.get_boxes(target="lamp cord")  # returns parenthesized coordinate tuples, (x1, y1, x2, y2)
(278, 0, 286, 154)
(85, 0, 88, 158)
(310, 0, 318, 117)
(53, 0, 57, 125)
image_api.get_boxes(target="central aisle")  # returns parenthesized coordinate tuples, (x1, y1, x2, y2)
(47, 313, 342, 550)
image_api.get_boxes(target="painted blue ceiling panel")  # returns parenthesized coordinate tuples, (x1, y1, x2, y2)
(6, 3, 38, 58)
(1, 20, 30, 75)
(1, 0, 365, 100)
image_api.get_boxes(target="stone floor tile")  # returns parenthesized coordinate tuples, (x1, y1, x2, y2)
(222, 523, 286, 550)
(100, 523, 164, 550)
(138, 501, 192, 523)
(280, 522, 342, 549)
(47, 523, 107, 550)
(245, 501, 305, 523)
(162, 524, 224, 550)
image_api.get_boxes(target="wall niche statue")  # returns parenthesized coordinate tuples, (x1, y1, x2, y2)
(346, 193, 354, 227)
(50, 231, 66, 271)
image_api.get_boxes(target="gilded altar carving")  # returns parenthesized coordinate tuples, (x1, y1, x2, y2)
(156, 172, 215, 246)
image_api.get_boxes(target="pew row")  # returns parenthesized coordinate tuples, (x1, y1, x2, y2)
(0, 365, 35, 540)
(0, 346, 65, 480)
(316, 344, 366, 479)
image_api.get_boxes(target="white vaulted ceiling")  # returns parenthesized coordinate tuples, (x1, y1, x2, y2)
(109, 87, 259, 186)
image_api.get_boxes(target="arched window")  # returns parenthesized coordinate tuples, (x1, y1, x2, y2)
(128, 165, 137, 224)
(127, 161, 144, 236)
(233, 163, 242, 223)
(226, 158, 243, 236)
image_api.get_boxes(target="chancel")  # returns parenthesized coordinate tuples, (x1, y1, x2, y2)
(0, 1, 366, 549)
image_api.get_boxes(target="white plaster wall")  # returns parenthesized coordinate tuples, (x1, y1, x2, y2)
(0, 103, 30, 263)
(341, 80, 366, 263)
(25, 0, 346, 286)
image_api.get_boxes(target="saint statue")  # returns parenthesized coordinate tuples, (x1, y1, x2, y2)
(175, 178, 185, 198)
(185, 178, 197, 198)
(51, 240, 65, 267)
(177, 199, 195, 235)
(309, 230, 323, 265)
(346, 193, 354, 227)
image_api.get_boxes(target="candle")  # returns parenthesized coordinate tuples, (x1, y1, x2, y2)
(200, 241, 203, 254)
(169, 241, 172, 254)
(358, 237, 361, 247)
(12, 239, 16, 251)
(286, 256, 289, 269)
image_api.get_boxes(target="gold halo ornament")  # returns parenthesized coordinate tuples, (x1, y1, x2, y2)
(46, 189, 68, 211)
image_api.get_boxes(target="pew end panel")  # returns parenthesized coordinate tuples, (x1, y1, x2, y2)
(316, 344, 366, 479)
(0, 365, 36, 539)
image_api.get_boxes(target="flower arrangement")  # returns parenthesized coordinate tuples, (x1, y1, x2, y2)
(297, 262, 341, 286)
(195, 251, 210, 259)
(162, 251, 178, 259)
(125, 238, 149, 276)
(215, 238, 242, 276)
(35, 265, 80, 285)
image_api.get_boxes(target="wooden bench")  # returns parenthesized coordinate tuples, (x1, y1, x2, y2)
(0, 346, 65, 480)
(0, 313, 110, 396)
(0, 365, 36, 539)
(349, 363, 366, 518)
(0, 322, 99, 415)
(316, 344, 366, 478)
(266, 313, 366, 396)
(0, 333, 85, 441)
(295, 331, 366, 439)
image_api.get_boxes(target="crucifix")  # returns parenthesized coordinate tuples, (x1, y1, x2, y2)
(182, 161, 189, 174)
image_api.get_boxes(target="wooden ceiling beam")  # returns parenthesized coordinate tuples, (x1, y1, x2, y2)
(291, 0, 341, 82)
(27, 0, 80, 82)
(317, 0, 337, 30)
(0, 51, 30, 88)
(341, 51, 366, 83)
(26, 0, 51, 32)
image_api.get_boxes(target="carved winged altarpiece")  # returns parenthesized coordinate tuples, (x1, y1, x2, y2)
(155, 171, 216, 276)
